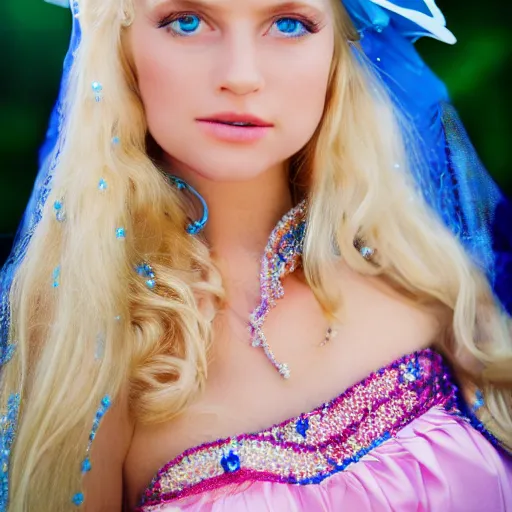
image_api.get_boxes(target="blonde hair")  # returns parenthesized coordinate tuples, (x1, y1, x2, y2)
(2, 0, 511, 510)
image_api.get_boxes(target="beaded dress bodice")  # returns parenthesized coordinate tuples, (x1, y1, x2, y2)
(137, 349, 473, 510)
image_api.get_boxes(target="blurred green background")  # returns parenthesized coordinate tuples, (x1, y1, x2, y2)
(0, 1, 510, 256)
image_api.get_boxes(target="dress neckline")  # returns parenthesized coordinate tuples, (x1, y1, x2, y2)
(139, 348, 459, 509)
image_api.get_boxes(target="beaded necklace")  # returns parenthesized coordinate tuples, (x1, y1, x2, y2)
(248, 201, 336, 379)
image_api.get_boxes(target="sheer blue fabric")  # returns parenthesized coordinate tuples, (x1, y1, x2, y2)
(0, 1, 510, 508)
(346, 0, 511, 312)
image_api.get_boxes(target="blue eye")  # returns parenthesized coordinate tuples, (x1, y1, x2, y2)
(167, 14, 202, 36)
(272, 17, 310, 38)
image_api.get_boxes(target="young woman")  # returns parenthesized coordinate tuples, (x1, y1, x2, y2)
(0, 0, 510, 510)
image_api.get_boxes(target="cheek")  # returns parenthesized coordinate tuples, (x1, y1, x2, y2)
(131, 37, 201, 144)
(270, 42, 333, 146)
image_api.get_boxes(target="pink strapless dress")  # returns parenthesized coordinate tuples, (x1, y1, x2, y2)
(137, 350, 512, 511)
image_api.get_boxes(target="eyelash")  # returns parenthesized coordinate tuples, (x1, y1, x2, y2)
(157, 11, 322, 38)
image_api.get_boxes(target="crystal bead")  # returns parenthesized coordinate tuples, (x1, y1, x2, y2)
(91, 81, 103, 93)
(220, 451, 241, 473)
(115, 228, 126, 239)
(279, 363, 291, 379)
(81, 457, 92, 473)
(360, 246, 374, 260)
(72, 492, 84, 506)
(295, 418, 309, 438)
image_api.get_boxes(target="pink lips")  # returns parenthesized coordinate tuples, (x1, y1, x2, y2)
(196, 112, 274, 143)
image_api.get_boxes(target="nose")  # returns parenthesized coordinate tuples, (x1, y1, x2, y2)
(215, 30, 265, 96)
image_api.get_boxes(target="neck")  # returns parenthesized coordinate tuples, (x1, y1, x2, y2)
(166, 161, 294, 260)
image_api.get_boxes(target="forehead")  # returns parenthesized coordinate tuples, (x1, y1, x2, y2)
(145, 0, 331, 14)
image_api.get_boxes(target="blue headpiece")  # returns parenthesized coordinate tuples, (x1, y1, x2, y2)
(0, 0, 510, 507)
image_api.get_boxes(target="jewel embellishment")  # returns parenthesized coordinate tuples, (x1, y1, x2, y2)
(116, 228, 126, 240)
(360, 246, 374, 260)
(472, 390, 485, 413)
(52, 266, 61, 288)
(400, 359, 422, 384)
(136, 262, 156, 290)
(296, 417, 310, 438)
(91, 81, 103, 102)
(248, 201, 306, 380)
(54, 199, 66, 222)
(220, 450, 241, 474)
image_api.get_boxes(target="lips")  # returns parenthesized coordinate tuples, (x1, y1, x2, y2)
(196, 112, 273, 128)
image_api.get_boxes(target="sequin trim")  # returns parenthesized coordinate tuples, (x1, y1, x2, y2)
(0, 394, 21, 511)
(139, 349, 458, 509)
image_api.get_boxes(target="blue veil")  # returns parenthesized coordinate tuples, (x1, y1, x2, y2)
(0, 0, 510, 508)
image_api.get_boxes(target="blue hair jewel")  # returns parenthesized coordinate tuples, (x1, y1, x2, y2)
(360, 246, 375, 260)
(53, 199, 66, 222)
(167, 176, 209, 235)
(52, 265, 61, 288)
(91, 81, 103, 103)
(135, 262, 156, 290)
(71, 394, 112, 507)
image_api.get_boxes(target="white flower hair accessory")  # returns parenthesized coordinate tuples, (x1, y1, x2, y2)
(369, 0, 456, 44)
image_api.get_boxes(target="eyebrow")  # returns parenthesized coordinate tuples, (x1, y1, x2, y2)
(148, 0, 324, 16)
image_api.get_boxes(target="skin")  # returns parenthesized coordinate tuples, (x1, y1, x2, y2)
(84, 1, 442, 510)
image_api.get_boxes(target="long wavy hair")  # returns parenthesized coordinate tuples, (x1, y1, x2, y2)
(2, 0, 511, 509)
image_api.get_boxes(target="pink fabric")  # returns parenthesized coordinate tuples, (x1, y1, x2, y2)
(142, 407, 512, 511)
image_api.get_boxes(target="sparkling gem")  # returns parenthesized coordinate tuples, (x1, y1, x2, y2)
(295, 418, 309, 438)
(54, 200, 66, 222)
(279, 363, 291, 379)
(360, 246, 374, 259)
(116, 228, 126, 239)
(81, 457, 92, 473)
(401, 360, 422, 383)
(52, 266, 61, 288)
(220, 451, 241, 473)
(101, 395, 112, 409)
(136, 263, 157, 289)
(98, 179, 108, 190)
(403, 372, 417, 382)
(92, 81, 103, 102)
(111, 136, 120, 145)
(72, 492, 84, 506)
(473, 390, 485, 412)
(91, 82, 103, 93)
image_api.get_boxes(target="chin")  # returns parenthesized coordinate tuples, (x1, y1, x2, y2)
(166, 145, 290, 183)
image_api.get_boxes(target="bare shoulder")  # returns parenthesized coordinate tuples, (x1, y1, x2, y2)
(83, 383, 134, 512)
(333, 261, 447, 356)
